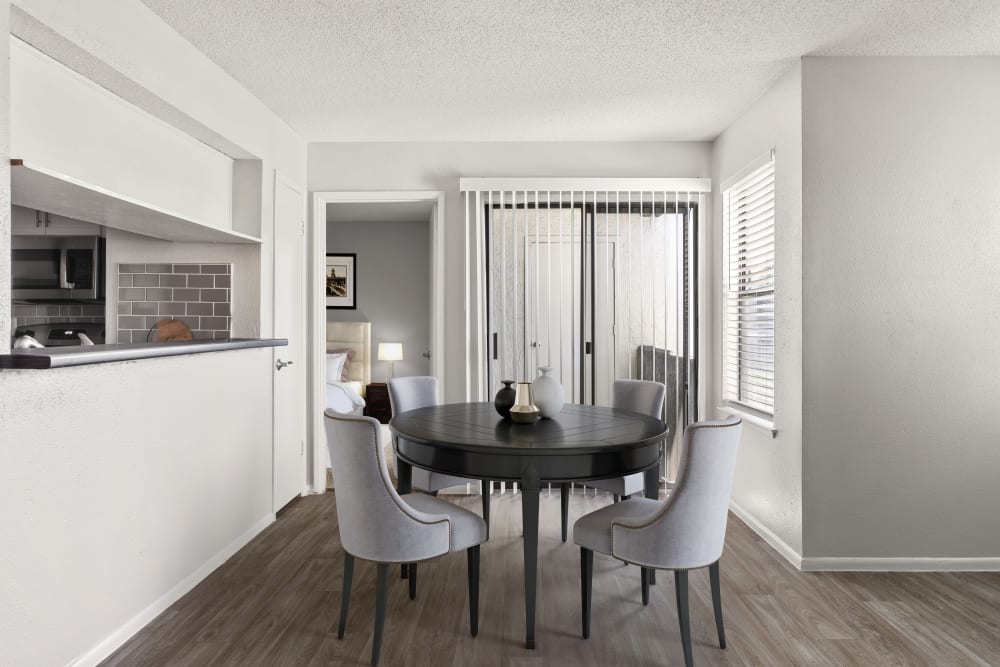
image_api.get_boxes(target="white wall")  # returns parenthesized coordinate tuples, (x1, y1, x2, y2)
(0, 351, 273, 667)
(327, 219, 432, 378)
(308, 142, 713, 402)
(801, 57, 1000, 562)
(712, 64, 804, 558)
(0, 1, 306, 663)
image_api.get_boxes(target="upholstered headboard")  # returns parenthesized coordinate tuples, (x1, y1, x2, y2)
(327, 321, 371, 391)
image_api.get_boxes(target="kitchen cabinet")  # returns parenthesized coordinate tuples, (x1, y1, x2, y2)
(12, 204, 101, 236)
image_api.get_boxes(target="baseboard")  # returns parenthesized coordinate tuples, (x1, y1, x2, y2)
(68, 513, 275, 667)
(801, 556, 1000, 572)
(728, 499, 803, 569)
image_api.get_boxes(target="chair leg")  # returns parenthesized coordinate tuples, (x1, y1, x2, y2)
(674, 570, 693, 667)
(467, 545, 480, 637)
(709, 561, 726, 649)
(613, 494, 620, 504)
(373, 563, 389, 666)
(622, 494, 631, 501)
(337, 552, 354, 639)
(481, 480, 491, 540)
(560, 483, 570, 542)
(408, 563, 417, 600)
(400, 564, 407, 579)
(580, 547, 593, 639)
(641, 567, 650, 606)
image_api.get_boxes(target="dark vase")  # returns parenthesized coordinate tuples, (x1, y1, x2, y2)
(494, 380, 516, 420)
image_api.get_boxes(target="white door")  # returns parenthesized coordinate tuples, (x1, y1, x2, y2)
(272, 173, 306, 511)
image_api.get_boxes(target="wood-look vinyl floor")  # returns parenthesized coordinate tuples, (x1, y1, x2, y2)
(103, 491, 1000, 666)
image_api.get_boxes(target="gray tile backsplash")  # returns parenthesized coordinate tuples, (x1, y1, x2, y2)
(117, 263, 232, 343)
(12, 303, 107, 330)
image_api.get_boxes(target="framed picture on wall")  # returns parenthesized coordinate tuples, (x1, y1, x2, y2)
(325, 253, 357, 309)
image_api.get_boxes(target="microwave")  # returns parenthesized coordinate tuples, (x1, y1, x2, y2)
(11, 236, 106, 300)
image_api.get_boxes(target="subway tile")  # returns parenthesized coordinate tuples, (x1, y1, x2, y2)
(202, 264, 230, 274)
(187, 274, 213, 288)
(118, 302, 131, 315)
(119, 287, 145, 301)
(174, 264, 201, 274)
(191, 329, 214, 340)
(120, 263, 145, 273)
(13, 305, 37, 316)
(146, 288, 172, 301)
(214, 331, 230, 340)
(173, 288, 200, 301)
(160, 274, 186, 288)
(66, 305, 82, 316)
(200, 316, 229, 331)
(133, 274, 159, 287)
(177, 317, 198, 331)
(214, 303, 231, 317)
(119, 274, 133, 287)
(118, 315, 146, 329)
(146, 263, 173, 273)
(117, 330, 131, 344)
(159, 302, 187, 316)
(82, 305, 105, 316)
(200, 288, 228, 302)
(215, 275, 231, 288)
(145, 316, 162, 329)
(186, 302, 214, 316)
(132, 301, 159, 316)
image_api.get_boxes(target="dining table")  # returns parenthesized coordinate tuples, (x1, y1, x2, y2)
(390, 401, 669, 650)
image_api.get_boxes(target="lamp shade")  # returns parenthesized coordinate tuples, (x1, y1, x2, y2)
(378, 343, 403, 361)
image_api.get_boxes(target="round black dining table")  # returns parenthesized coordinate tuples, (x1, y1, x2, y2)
(390, 401, 669, 650)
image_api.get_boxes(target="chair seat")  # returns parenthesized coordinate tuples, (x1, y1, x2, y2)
(403, 493, 487, 552)
(573, 497, 661, 557)
(587, 473, 646, 497)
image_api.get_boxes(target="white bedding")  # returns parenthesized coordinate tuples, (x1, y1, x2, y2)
(326, 380, 365, 416)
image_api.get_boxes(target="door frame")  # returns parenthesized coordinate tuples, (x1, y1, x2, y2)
(273, 170, 308, 506)
(308, 190, 446, 493)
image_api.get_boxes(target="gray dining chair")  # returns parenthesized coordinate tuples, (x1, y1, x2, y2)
(325, 411, 486, 666)
(574, 416, 742, 667)
(389, 377, 493, 540)
(559, 379, 666, 542)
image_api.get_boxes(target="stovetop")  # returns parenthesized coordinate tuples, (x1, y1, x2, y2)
(13, 321, 106, 346)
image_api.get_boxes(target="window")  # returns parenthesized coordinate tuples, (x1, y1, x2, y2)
(723, 157, 775, 417)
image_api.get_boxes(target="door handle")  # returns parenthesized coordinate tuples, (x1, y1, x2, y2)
(275, 359, 294, 371)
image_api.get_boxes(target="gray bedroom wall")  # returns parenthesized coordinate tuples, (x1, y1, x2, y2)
(326, 218, 432, 380)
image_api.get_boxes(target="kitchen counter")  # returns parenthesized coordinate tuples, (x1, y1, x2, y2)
(0, 338, 287, 369)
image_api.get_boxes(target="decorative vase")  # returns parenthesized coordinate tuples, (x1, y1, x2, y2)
(509, 382, 541, 424)
(494, 380, 516, 420)
(533, 366, 565, 418)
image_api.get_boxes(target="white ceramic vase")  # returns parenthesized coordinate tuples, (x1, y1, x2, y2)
(533, 366, 565, 418)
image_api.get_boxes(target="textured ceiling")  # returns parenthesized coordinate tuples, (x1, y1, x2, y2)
(139, 0, 1000, 142)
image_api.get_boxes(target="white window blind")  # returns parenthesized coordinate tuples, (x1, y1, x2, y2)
(723, 158, 775, 416)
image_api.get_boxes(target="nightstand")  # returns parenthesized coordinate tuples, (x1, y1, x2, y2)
(364, 382, 392, 423)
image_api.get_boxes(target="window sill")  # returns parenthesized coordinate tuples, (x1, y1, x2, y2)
(717, 405, 777, 438)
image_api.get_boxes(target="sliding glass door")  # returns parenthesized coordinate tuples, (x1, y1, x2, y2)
(464, 182, 704, 483)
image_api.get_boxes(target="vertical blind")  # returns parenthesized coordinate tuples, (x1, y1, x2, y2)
(723, 158, 775, 415)
(461, 178, 709, 487)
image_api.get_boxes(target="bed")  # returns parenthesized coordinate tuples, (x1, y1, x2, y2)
(326, 321, 372, 416)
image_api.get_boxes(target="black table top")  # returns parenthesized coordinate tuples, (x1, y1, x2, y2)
(390, 402, 668, 456)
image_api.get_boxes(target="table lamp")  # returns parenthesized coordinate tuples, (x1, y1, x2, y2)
(378, 343, 403, 380)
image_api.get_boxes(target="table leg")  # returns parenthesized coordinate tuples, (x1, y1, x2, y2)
(645, 462, 660, 584)
(397, 458, 412, 579)
(520, 463, 540, 650)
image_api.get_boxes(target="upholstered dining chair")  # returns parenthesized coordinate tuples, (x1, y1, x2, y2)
(325, 411, 486, 666)
(574, 416, 742, 667)
(559, 379, 666, 542)
(389, 376, 493, 537)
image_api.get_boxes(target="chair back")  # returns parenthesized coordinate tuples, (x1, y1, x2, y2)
(388, 376, 438, 415)
(613, 379, 666, 418)
(324, 411, 450, 563)
(612, 416, 742, 569)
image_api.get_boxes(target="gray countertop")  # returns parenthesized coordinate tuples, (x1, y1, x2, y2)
(0, 338, 288, 369)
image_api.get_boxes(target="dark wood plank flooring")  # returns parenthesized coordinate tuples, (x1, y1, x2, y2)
(102, 491, 1000, 666)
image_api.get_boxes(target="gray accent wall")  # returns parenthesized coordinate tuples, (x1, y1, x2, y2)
(327, 218, 431, 380)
